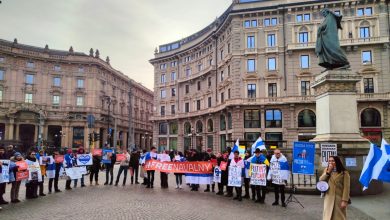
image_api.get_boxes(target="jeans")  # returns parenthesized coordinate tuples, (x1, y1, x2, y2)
(147, 170, 155, 187)
(105, 165, 114, 184)
(243, 178, 250, 196)
(90, 170, 99, 183)
(73, 175, 85, 187)
(131, 166, 139, 183)
(0, 183, 6, 202)
(115, 166, 129, 185)
(175, 174, 183, 185)
(11, 181, 21, 201)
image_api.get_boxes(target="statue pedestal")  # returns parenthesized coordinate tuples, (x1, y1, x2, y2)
(311, 70, 381, 196)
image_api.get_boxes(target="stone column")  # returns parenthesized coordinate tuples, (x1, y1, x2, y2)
(15, 124, 20, 141)
(7, 118, 15, 140)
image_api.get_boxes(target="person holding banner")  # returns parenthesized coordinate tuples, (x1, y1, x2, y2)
(9, 152, 23, 203)
(229, 151, 244, 201)
(73, 147, 87, 188)
(37, 150, 47, 196)
(48, 151, 62, 193)
(25, 150, 41, 199)
(320, 156, 350, 220)
(103, 148, 116, 186)
(130, 150, 140, 184)
(64, 149, 75, 190)
(173, 152, 186, 189)
(251, 148, 269, 204)
(267, 149, 289, 207)
(0, 146, 9, 205)
(115, 149, 130, 186)
(144, 147, 158, 188)
(90, 154, 102, 185)
(243, 150, 252, 199)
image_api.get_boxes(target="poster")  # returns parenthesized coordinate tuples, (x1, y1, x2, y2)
(16, 161, 28, 171)
(93, 149, 102, 156)
(270, 161, 283, 185)
(65, 167, 82, 180)
(228, 166, 242, 187)
(321, 143, 337, 167)
(0, 160, 10, 183)
(77, 154, 93, 166)
(220, 161, 227, 171)
(293, 142, 315, 175)
(116, 154, 126, 162)
(238, 145, 246, 159)
(250, 164, 267, 186)
(16, 170, 29, 181)
(79, 166, 88, 175)
(55, 155, 64, 163)
(145, 161, 213, 174)
(102, 149, 113, 164)
(345, 158, 357, 167)
(27, 160, 42, 182)
(214, 166, 221, 183)
(39, 156, 50, 165)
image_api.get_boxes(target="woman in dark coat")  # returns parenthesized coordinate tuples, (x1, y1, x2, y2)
(89, 155, 101, 185)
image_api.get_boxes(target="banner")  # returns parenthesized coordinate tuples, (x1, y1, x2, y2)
(65, 167, 82, 180)
(93, 149, 102, 156)
(79, 166, 88, 175)
(27, 160, 42, 182)
(220, 161, 227, 171)
(16, 170, 29, 181)
(210, 159, 217, 166)
(144, 160, 213, 174)
(293, 142, 315, 175)
(185, 173, 213, 184)
(102, 149, 113, 164)
(250, 164, 267, 186)
(16, 161, 28, 171)
(116, 154, 126, 162)
(0, 160, 10, 183)
(214, 166, 221, 183)
(228, 166, 242, 187)
(77, 154, 93, 166)
(157, 154, 171, 162)
(320, 143, 337, 167)
(270, 162, 283, 185)
(55, 155, 64, 163)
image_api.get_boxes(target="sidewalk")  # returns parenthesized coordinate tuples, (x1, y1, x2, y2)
(351, 182, 390, 219)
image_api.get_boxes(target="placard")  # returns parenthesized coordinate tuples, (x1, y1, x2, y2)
(65, 167, 82, 180)
(16, 170, 29, 181)
(55, 155, 64, 163)
(102, 149, 113, 164)
(321, 143, 337, 167)
(345, 157, 357, 167)
(116, 154, 126, 162)
(93, 149, 102, 156)
(220, 161, 227, 171)
(77, 154, 93, 166)
(238, 145, 246, 159)
(228, 166, 242, 187)
(250, 164, 267, 186)
(16, 161, 28, 171)
(214, 166, 221, 183)
(292, 142, 315, 175)
(39, 156, 50, 165)
(0, 160, 10, 183)
(270, 161, 283, 185)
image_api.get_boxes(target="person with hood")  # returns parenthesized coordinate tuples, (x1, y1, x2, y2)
(230, 150, 244, 201)
(9, 152, 23, 203)
(251, 148, 269, 204)
(64, 149, 75, 190)
(267, 149, 289, 207)
(90, 154, 101, 185)
(115, 149, 130, 186)
(73, 147, 86, 188)
(25, 149, 41, 199)
(48, 150, 62, 193)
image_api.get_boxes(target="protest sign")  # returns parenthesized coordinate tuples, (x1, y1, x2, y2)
(77, 154, 93, 166)
(214, 166, 221, 183)
(16, 170, 29, 181)
(0, 160, 10, 183)
(55, 155, 64, 163)
(93, 149, 102, 156)
(220, 161, 227, 171)
(228, 166, 242, 187)
(79, 166, 88, 175)
(39, 156, 50, 165)
(270, 161, 283, 185)
(27, 160, 42, 182)
(250, 164, 267, 186)
(293, 142, 315, 175)
(16, 161, 28, 171)
(320, 143, 337, 167)
(185, 173, 213, 184)
(145, 160, 213, 174)
(116, 154, 126, 162)
(65, 167, 82, 180)
(102, 149, 113, 164)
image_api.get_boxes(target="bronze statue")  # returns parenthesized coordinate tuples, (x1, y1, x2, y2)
(315, 8, 350, 70)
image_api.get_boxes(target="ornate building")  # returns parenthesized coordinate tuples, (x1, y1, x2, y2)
(0, 38, 153, 152)
(150, 0, 390, 152)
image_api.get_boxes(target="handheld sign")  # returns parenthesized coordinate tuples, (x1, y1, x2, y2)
(55, 155, 64, 163)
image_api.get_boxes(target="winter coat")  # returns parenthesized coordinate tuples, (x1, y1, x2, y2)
(91, 156, 101, 172)
(319, 169, 350, 220)
(119, 152, 131, 167)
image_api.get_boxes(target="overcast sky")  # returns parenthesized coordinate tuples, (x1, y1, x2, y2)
(0, 0, 231, 90)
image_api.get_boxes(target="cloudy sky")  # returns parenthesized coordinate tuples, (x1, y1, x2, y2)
(0, 0, 231, 90)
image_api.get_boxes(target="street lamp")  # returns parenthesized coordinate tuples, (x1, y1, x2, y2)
(103, 96, 112, 147)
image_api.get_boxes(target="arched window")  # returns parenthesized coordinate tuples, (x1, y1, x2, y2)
(298, 109, 316, 127)
(298, 26, 309, 43)
(361, 108, 381, 127)
(196, 120, 203, 133)
(220, 114, 226, 131)
(184, 122, 192, 134)
(159, 122, 168, 135)
(207, 119, 214, 132)
(227, 112, 232, 129)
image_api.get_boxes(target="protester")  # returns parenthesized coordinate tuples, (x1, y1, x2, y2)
(104, 148, 116, 186)
(144, 147, 157, 188)
(73, 147, 86, 188)
(90, 154, 101, 185)
(130, 150, 140, 184)
(267, 149, 289, 207)
(217, 151, 228, 195)
(251, 148, 268, 204)
(115, 149, 130, 186)
(139, 150, 148, 185)
(188, 149, 201, 191)
(10, 152, 23, 203)
(230, 150, 244, 201)
(0, 146, 8, 205)
(243, 150, 252, 199)
(48, 150, 62, 193)
(225, 147, 233, 197)
(25, 150, 41, 199)
(320, 156, 350, 220)
(173, 151, 185, 189)
(5, 145, 16, 159)
(64, 149, 75, 190)
(203, 149, 216, 192)
(36, 150, 47, 196)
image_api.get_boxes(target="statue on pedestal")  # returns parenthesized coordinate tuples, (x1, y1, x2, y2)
(315, 8, 350, 70)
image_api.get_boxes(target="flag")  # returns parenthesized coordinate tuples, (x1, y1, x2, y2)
(359, 143, 382, 190)
(229, 139, 239, 160)
(372, 139, 390, 183)
(251, 136, 265, 154)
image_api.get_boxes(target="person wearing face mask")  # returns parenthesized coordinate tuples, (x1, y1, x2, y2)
(320, 156, 350, 220)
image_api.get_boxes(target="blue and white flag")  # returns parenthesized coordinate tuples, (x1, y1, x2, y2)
(229, 139, 239, 160)
(372, 139, 390, 183)
(359, 143, 382, 190)
(251, 137, 265, 154)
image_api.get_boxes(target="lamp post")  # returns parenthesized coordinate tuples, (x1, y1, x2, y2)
(103, 96, 112, 147)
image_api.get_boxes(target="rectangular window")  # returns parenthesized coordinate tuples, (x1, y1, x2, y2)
(247, 36, 255, 48)
(296, 14, 303, 22)
(197, 100, 201, 110)
(208, 77, 212, 87)
(185, 68, 191, 77)
(301, 81, 310, 96)
(300, 55, 309, 68)
(220, 50, 223, 60)
(159, 64, 167, 69)
(26, 74, 34, 84)
(247, 59, 255, 72)
(299, 32, 309, 43)
(160, 74, 166, 83)
(221, 92, 225, 103)
(357, 8, 364, 16)
(78, 67, 84, 73)
(360, 27, 370, 38)
(267, 34, 276, 47)
(185, 103, 189, 113)
(171, 88, 176, 97)
(247, 84, 256, 98)
(304, 14, 311, 21)
(362, 51, 372, 64)
(198, 63, 203, 72)
(185, 85, 189, 94)
(244, 20, 251, 28)
(265, 109, 282, 128)
(53, 77, 61, 86)
(208, 97, 212, 108)
(264, 18, 270, 26)
(160, 90, 166, 98)
(244, 110, 260, 128)
(160, 106, 165, 116)
(52, 95, 60, 105)
(268, 83, 277, 97)
(171, 61, 177, 67)
(365, 7, 372, 16)
(265, 132, 283, 148)
(228, 43, 231, 54)
(76, 96, 84, 106)
(197, 81, 201, 90)
(0, 90, 3, 101)
(220, 71, 224, 82)
(0, 69, 4, 81)
(228, 65, 231, 77)
(207, 136, 213, 148)
(251, 19, 257, 27)
(26, 61, 34, 68)
(25, 93, 33, 103)
(171, 105, 176, 114)
(268, 58, 276, 71)
(271, 18, 278, 25)
(54, 65, 61, 71)
(363, 78, 374, 93)
(171, 72, 176, 81)
(77, 79, 84, 88)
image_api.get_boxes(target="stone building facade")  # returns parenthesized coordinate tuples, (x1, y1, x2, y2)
(0, 39, 153, 152)
(150, 0, 390, 153)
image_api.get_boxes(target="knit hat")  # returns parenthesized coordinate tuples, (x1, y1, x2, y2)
(14, 152, 22, 157)
(67, 149, 73, 154)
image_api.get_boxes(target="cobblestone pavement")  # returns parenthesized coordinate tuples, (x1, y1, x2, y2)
(0, 166, 373, 220)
